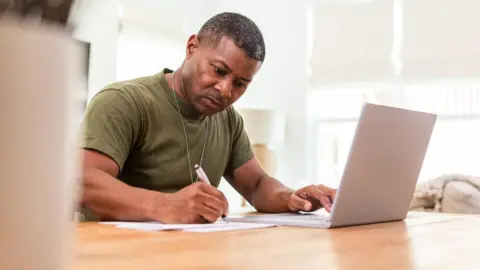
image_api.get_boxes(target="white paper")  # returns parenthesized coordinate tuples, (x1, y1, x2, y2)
(227, 213, 332, 228)
(229, 212, 330, 222)
(100, 221, 276, 233)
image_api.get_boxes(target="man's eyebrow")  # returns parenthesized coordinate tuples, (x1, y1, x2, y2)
(238, 76, 252, 82)
(217, 60, 252, 82)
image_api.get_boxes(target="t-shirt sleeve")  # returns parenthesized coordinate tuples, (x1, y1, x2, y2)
(225, 108, 255, 175)
(80, 88, 141, 171)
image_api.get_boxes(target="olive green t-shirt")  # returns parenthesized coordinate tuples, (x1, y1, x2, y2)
(80, 69, 254, 219)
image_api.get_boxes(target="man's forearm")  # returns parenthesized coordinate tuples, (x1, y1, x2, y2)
(251, 175, 294, 213)
(81, 167, 166, 221)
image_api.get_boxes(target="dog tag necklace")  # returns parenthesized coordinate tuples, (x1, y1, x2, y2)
(171, 72, 209, 184)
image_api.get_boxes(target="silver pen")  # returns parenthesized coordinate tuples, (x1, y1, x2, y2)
(194, 164, 230, 223)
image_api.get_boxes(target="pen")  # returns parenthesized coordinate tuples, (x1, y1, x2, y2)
(194, 164, 230, 223)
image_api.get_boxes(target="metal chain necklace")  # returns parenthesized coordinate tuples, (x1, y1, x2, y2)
(171, 72, 209, 184)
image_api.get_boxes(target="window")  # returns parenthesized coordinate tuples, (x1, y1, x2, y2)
(403, 81, 480, 181)
(309, 80, 480, 188)
(308, 85, 380, 188)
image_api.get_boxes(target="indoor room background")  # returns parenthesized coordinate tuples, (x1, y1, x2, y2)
(74, 0, 480, 212)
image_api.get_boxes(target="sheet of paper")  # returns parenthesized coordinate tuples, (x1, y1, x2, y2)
(181, 222, 276, 232)
(100, 221, 276, 233)
(229, 212, 330, 222)
(227, 213, 332, 228)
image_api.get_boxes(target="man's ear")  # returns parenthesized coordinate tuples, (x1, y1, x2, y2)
(186, 34, 200, 59)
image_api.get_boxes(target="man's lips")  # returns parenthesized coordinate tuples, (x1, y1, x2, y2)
(204, 96, 223, 109)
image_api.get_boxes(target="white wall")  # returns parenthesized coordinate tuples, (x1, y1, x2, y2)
(116, 23, 184, 81)
(72, 0, 120, 102)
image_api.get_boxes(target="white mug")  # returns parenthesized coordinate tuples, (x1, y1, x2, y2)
(0, 16, 82, 270)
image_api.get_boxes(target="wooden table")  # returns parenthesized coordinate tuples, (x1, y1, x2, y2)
(73, 212, 480, 270)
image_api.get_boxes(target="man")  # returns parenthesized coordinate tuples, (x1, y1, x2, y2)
(80, 12, 336, 223)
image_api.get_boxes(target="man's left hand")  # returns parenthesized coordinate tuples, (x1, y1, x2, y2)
(287, 185, 337, 213)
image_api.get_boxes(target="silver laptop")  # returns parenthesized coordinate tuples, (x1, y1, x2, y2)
(230, 103, 437, 228)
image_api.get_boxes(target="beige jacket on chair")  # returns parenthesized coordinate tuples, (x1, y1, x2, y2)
(409, 174, 480, 214)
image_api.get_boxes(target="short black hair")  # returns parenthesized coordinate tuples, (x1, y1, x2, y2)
(197, 12, 266, 62)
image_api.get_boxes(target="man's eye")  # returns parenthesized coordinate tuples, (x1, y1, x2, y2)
(235, 80, 245, 88)
(212, 65, 226, 76)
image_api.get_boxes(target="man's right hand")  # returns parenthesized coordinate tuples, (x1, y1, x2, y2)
(155, 182, 229, 224)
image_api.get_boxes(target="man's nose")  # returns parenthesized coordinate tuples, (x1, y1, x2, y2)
(215, 79, 232, 98)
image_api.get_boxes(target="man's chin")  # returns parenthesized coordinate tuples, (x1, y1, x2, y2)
(198, 107, 223, 116)
(194, 103, 225, 116)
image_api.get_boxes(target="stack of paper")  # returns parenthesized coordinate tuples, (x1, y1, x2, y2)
(99, 221, 276, 233)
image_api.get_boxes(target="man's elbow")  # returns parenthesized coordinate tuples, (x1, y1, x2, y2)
(250, 175, 272, 212)
(79, 167, 101, 205)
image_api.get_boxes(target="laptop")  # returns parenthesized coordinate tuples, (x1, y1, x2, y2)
(230, 103, 437, 228)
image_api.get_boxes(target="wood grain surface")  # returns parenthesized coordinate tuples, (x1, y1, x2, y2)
(72, 212, 480, 270)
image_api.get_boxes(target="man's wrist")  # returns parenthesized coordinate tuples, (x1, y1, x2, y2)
(280, 188, 295, 212)
(251, 175, 295, 213)
(139, 189, 170, 221)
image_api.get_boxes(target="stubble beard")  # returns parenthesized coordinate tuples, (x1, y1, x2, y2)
(180, 75, 202, 113)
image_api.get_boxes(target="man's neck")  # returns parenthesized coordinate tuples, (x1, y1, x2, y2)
(168, 70, 188, 103)
(165, 69, 204, 119)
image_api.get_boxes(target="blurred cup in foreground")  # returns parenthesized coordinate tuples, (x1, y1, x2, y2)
(0, 15, 81, 270)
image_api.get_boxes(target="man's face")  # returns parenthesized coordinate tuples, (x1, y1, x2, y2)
(182, 35, 262, 116)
